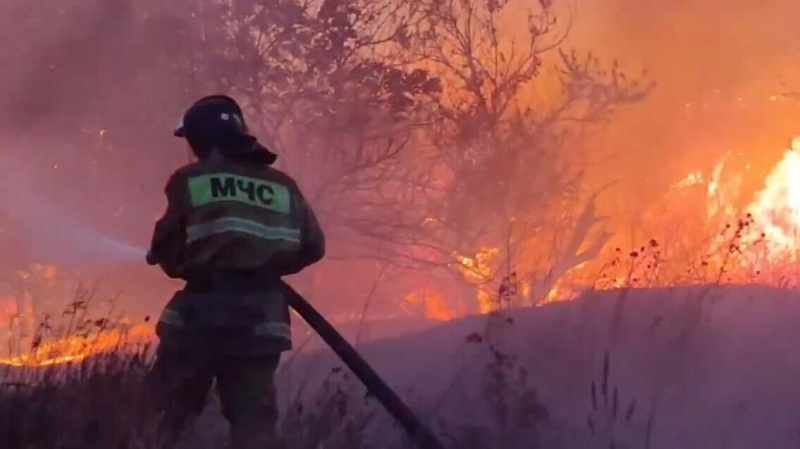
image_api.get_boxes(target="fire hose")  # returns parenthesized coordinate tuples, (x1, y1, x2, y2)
(281, 282, 444, 449)
(146, 251, 442, 447)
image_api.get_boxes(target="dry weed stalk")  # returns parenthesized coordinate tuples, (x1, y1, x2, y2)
(587, 352, 653, 449)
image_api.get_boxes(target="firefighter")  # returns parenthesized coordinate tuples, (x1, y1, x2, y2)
(145, 95, 325, 448)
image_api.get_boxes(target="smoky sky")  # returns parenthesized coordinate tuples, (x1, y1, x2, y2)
(0, 0, 799, 316)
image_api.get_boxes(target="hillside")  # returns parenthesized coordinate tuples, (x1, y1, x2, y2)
(276, 285, 800, 448)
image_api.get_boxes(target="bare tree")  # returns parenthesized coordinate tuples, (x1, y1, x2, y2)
(0, 0, 654, 312)
(350, 0, 655, 307)
(147, 1, 441, 239)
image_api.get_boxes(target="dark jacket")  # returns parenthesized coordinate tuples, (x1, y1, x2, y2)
(148, 154, 325, 354)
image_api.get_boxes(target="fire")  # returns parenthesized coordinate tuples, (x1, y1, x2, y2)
(748, 138, 800, 253)
(707, 156, 739, 220)
(9, 136, 800, 337)
(453, 248, 504, 314)
(0, 296, 18, 323)
(676, 171, 704, 187)
(412, 136, 800, 317)
(634, 135, 800, 284)
(454, 248, 500, 285)
(545, 283, 569, 304)
(671, 153, 740, 223)
(477, 289, 493, 314)
(403, 288, 463, 321)
(0, 323, 153, 367)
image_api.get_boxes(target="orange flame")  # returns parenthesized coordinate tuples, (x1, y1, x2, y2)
(476, 289, 494, 314)
(454, 248, 500, 285)
(0, 324, 154, 367)
(403, 288, 463, 321)
(9, 137, 800, 341)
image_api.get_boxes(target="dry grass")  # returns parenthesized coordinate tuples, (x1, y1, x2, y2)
(2, 217, 788, 448)
(586, 352, 655, 449)
(0, 350, 158, 448)
(435, 323, 550, 449)
(0, 305, 552, 449)
(0, 293, 161, 449)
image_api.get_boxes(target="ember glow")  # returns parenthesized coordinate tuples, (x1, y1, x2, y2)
(0, 324, 153, 368)
(0, 296, 18, 322)
(403, 288, 463, 321)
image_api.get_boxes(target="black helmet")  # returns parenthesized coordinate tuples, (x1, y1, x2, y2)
(174, 95, 248, 140)
(175, 95, 277, 164)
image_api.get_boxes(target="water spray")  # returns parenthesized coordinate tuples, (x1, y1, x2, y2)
(0, 159, 147, 266)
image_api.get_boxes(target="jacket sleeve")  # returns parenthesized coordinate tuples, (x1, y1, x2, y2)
(148, 172, 188, 279)
(297, 188, 326, 266)
(281, 183, 325, 275)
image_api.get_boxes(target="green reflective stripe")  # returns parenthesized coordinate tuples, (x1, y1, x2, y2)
(159, 309, 184, 326)
(188, 174, 291, 213)
(187, 217, 301, 243)
(252, 322, 291, 338)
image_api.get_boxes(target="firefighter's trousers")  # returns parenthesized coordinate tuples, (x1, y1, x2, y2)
(149, 344, 281, 448)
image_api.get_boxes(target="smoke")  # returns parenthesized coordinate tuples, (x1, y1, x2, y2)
(0, 0, 181, 272)
(0, 0, 798, 317)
